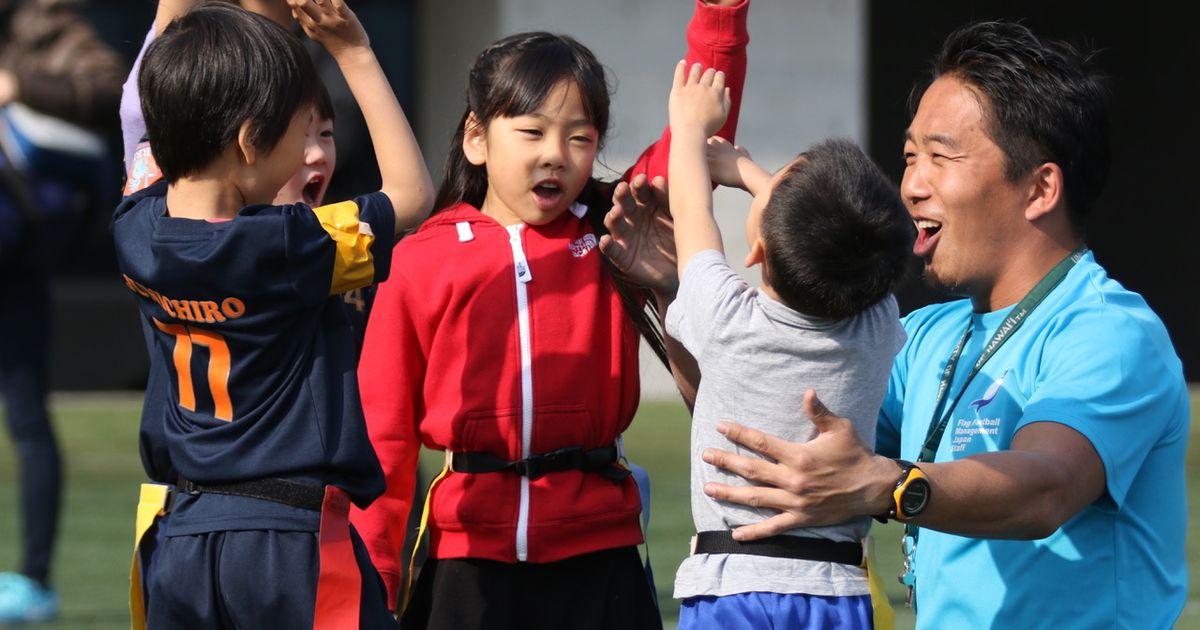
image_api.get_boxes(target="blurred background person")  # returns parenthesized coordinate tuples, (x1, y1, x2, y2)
(0, 0, 123, 623)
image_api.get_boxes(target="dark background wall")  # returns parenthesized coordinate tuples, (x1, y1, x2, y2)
(868, 1, 1199, 380)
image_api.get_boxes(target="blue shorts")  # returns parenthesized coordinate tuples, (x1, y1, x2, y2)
(679, 592, 872, 630)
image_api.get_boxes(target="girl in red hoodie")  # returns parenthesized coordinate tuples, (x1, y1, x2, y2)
(353, 3, 749, 627)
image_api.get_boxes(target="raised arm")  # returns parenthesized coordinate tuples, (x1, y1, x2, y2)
(289, 0, 433, 235)
(154, 0, 195, 34)
(667, 61, 730, 273)
(623, 0, 749, 183)
(706, 136, 772, 195)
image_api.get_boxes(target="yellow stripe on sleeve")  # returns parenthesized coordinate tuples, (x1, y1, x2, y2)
(311, 201, 378, 295)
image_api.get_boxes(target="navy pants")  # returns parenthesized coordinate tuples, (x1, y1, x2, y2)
(0, 263, 60, 586)
(146, 526, 397, 629)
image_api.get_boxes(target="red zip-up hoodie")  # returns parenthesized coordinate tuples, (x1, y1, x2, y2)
(353, 0, 749, 605)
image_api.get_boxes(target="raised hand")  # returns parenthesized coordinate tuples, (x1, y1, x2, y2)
(599, 174, 678, 293)
(705, 136, 752, 190)
(287, 0, 368, 56)
(668, 61, 731, 139)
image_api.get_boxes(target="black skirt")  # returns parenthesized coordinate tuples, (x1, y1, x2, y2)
(401, 546, 662, 630)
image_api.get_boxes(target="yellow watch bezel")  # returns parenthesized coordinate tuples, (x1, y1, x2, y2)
(891, 462, 930, 521)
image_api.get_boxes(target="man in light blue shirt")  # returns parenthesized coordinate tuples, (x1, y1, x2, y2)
(690, 20, 1189, 629)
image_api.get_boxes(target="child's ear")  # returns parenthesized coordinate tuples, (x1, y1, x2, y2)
(236, 120, 258, 166)
(743, 236, 766, 268)
(462, 112, 487, 166)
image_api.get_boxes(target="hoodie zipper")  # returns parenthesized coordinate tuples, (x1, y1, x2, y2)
(506, 224, 534, 561)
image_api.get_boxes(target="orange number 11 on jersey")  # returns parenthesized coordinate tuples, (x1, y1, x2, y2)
(153, 319, 234, 421)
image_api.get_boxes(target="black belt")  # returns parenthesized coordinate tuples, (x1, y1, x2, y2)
(449, 446, 630, 482)
(177, 476, 326, 512)
(692, 530, 863, 567)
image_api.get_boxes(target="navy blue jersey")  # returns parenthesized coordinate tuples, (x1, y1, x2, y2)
(341, 284, 376, 359)
(112, 182, 395, 521)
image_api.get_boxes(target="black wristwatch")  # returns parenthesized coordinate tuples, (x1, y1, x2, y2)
(873, 459, 931, 523)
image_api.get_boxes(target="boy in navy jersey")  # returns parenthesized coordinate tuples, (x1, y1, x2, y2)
(111, 1, 432, 627)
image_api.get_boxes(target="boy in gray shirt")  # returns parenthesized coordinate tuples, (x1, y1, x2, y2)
(664, 62, 914, 628)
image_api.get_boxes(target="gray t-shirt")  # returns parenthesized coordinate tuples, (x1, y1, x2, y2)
(666, 250, 905, 599)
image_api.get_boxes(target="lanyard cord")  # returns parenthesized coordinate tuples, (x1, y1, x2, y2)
(906, 247, 1087, 539)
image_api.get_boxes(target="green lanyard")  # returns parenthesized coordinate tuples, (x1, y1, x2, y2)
(899, 247, 1087, 606)
(915, 247, 1088, 465)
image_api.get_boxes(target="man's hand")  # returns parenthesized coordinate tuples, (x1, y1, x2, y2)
(701, 390, 896, 540)
(288, 0, 368, 57)
(600, 174, 679, 294)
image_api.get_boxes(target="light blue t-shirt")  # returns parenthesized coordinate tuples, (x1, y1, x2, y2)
(877, 252, 1189, 630)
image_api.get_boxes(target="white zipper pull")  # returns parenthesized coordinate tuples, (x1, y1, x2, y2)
(507, 225, 532, 283)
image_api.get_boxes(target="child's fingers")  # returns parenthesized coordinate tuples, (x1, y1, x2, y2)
(700, 66, 717, 87)
(672, 60, 688, 88)
(627, 173, 655, 209)
(598, 234, 628, 268)
(688, 62, 704, 84)
(712, 69, 726, 93)
(723, 86, 732, 112)
(608, 182, 633, 225)
(291, 6, 317, 31)
(291, 0, 321, 23)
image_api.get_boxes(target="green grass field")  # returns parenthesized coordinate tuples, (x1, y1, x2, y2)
(2, 390, 1198, 628)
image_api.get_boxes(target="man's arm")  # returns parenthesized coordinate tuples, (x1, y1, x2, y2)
(622, 0, 749, 183)
(289, 0, 433, 234)
(701, 390, 1106, 540)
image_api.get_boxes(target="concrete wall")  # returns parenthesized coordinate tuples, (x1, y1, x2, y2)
(417, 0, 865, 398)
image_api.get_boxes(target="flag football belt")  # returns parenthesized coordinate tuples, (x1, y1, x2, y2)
(176, 476, 326, 512)
(449, 445, 630, 482)
(691, 530, 864, 567)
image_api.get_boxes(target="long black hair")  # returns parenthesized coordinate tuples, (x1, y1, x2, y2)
(435, 31, 669, 368)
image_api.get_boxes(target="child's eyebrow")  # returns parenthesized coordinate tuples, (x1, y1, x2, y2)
(523, 112, 595, 128)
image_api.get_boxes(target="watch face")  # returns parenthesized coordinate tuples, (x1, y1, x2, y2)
(900, 478, 931, 516)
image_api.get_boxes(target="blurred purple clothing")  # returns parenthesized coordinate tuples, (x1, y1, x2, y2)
(120, 28, 154, 171)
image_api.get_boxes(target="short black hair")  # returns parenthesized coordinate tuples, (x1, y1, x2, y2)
(761, 138, 914, 320)
(314, 79, 335, 123)
(139, 1, 317, 182)
(909, 20, 1111, 229)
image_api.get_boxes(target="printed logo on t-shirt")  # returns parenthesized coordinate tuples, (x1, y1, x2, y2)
(124, 140, 163, 196)
(569, 233, 598, 258)
(951, 369, 1009, 453)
